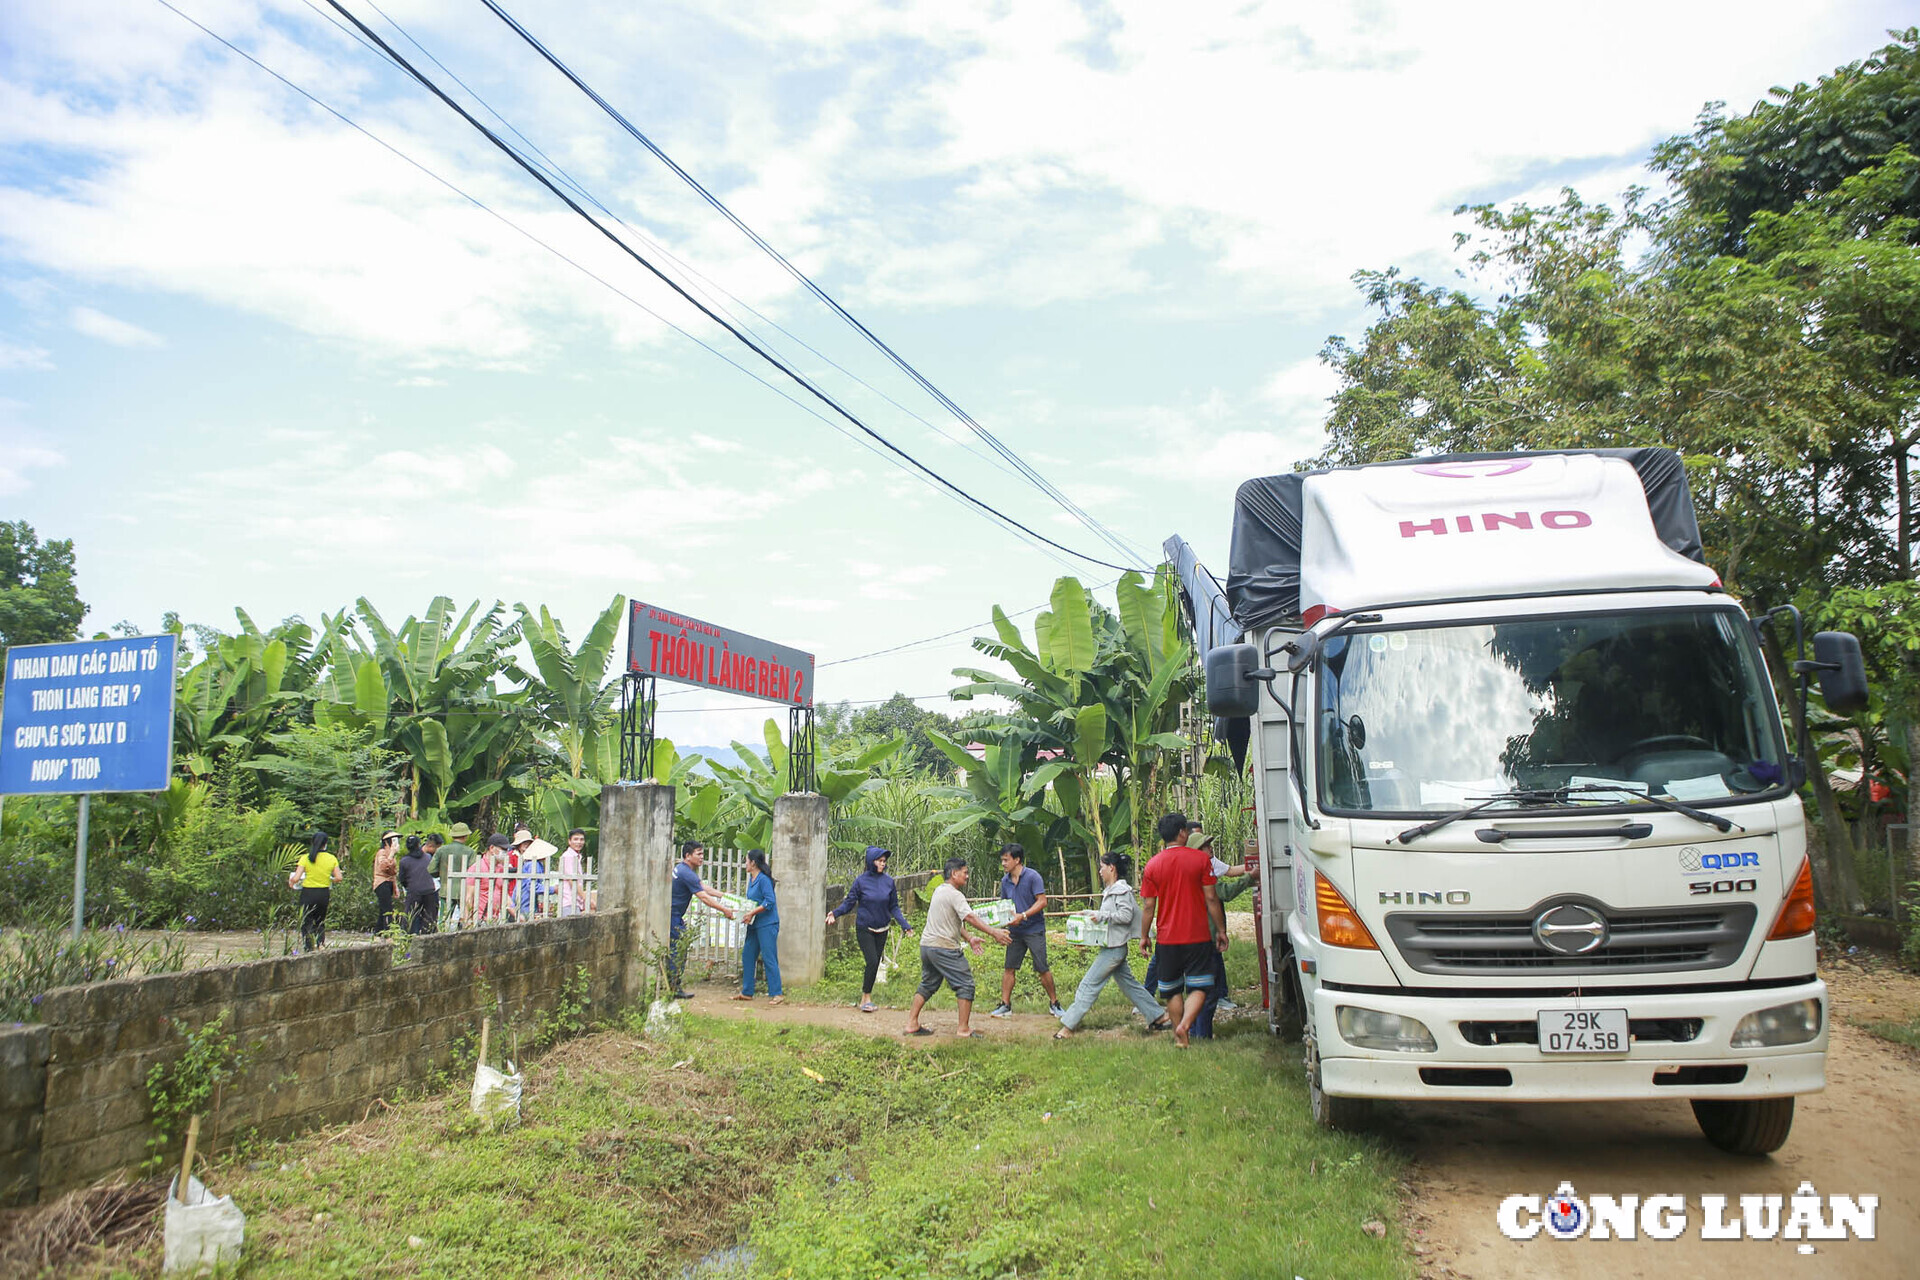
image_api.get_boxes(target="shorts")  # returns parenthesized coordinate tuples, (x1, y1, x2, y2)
(1003, 931, 1050, 975)
(1153, 940, 1217, 996)
(917, 946, 976, 1003)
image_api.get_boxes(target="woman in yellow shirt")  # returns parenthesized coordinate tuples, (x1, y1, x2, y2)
(292, 832, 343, 950)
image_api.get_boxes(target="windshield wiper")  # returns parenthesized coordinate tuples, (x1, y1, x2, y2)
(1396, 790, 1561, 844)
(1396, 783, 1744, 844)
(1524, 783, 1745, 834)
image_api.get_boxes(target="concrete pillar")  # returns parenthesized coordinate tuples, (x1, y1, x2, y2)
(771, 793, 830, 985)
(599, 782, 676, 1004)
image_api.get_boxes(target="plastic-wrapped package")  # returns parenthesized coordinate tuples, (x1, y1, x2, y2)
(163, 1175, 245, 1273)
(469, 1060, 523, 1125)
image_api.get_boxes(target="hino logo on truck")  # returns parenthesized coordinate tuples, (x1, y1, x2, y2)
(1534, 903, 1608, 955)
(1399, 510, 1594, 539)
(1380, 890, 1471, 905)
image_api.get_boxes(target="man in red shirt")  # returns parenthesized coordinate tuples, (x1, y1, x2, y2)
(1139, 811, 1227, 1048)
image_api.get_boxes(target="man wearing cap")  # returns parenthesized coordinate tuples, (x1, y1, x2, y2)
(438, 823, 474, 924)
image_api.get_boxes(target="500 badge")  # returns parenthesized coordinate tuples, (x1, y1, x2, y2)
(1689, 877, 1757, 896)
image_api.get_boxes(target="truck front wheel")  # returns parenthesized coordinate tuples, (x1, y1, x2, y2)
(1691, 1097, 1794, 1156)
(1270, 956, 1304, 1042)
(1304, 1024, 1371, 1130)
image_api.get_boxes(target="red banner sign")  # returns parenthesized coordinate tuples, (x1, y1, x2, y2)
(626, 601, 815, 708)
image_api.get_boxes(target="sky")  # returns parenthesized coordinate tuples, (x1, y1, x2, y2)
(1, 0, 1911, 749)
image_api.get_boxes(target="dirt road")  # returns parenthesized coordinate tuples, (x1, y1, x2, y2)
(1396, 960, 1920, 1279)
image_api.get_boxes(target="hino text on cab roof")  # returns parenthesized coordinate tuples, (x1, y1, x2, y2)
(1165, 449, 1870, 1154)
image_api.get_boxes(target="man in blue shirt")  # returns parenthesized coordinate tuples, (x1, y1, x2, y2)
(988, 843, 1065, 1018)
(669, 841, 732, 999)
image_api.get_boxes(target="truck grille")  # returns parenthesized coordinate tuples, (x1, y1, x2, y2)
(1384, 903, 1756, 976)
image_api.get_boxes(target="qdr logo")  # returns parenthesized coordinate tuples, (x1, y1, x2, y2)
(1677, 848, 1760, 873)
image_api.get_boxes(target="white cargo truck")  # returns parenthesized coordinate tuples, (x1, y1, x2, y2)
(1166, 449, 1869, 1154)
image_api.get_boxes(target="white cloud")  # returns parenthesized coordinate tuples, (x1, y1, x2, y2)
(0, 0, 1899, 370)
(69, 305, 165, 348)
(0, 419, 63, 494)
(0, 339, 53, 371)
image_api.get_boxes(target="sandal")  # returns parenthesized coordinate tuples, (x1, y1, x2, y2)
(1052, 1029, 1071, 1040)
(955, 1029, 983, 1038)
(859, 1001, 877, 1013)
(730, 993, 753, 1001)
(905, 1027, 935, 1037)
(768, 996, 786, 1006)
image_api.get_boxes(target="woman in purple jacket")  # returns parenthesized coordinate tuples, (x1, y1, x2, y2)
(826, 846, 914, 1012)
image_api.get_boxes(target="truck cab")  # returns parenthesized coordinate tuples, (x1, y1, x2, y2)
(1169, 450, 1868, 1154)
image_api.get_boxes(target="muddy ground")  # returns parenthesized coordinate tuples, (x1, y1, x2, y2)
(1394, 958, 1919, 1279)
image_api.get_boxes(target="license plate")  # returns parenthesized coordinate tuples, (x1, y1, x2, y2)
(1537, 1008, 1630, 1054)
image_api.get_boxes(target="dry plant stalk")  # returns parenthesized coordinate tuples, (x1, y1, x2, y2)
(0, 1176, 165, 1275)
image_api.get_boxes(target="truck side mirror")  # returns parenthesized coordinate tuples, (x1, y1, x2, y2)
(1811, 631, 1869, 715)
(1205, 644, 1263, 718)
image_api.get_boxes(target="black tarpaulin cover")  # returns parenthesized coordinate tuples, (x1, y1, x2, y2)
(1162, 535, 1240, 655)
(1222, 448, 1707, 632)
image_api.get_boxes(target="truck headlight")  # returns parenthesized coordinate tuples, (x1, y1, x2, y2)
(1730, 999, 1822, 1048)
(1336, 1006, 1437, 1053)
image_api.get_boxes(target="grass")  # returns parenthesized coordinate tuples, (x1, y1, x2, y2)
(1860, 1015, 1920, 1051)
(74, 969, 1406, 1280)
(798, 907, 1264, 1021)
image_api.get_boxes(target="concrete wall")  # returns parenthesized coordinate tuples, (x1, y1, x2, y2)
(0, 913, 630, 1206)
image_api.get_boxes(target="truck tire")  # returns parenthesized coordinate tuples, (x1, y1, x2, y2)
(1270, 958, 1304, 1042)
(1690, 1097, 1794, 1156)
(1304, 1024, 1371, 1131)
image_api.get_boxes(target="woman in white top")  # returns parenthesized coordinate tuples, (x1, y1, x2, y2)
(1053, 851, 1165, 1037)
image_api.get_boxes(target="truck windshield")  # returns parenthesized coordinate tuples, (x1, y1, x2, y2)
(1315, 608, 1787, 814)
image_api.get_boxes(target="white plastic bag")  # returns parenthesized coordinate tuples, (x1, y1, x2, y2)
(643, 998, 683, 1037)
(163, 1175, 245, 1273)
(469, 1060, 522, 1124)
(874, 935, 898, 985)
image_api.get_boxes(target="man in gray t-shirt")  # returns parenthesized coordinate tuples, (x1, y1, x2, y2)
(906, 858, 1011, 1038)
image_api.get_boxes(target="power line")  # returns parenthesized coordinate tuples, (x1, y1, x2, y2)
(151, 0, 1078, 575)
(317, 0, 1138, 574)
(355, 0, 1055, 505)
(478, 0, 1150, 570)
(817, 575, 1124, 668)
(151, 0, 930, 490)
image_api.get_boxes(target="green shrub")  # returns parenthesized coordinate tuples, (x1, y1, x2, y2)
(0, 924, 187, 1021)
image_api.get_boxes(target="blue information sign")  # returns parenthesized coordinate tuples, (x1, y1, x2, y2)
(1, 635, 178, 795)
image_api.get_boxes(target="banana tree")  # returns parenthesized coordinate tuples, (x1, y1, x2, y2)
(515, 596, 626, 781)
(706, 719, 901, 850)
(314, 597, 522, 817)
(950, 570, 1198, 867)
(173, 610, 337, 779)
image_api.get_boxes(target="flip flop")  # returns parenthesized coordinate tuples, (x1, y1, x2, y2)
(1052, 1029, 1071, 1040)
(955, 1029, 984, 1038)
(905, 1027, 935, 1036)
(859, 1002, 877, 1012)
(730, 994, 752, 1001)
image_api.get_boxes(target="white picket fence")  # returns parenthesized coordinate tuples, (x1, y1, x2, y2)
(443, 851, 599, 929)
(685, 846, 751, 973)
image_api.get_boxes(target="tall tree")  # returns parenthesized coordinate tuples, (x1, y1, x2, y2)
(0, 520, 85, 653)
